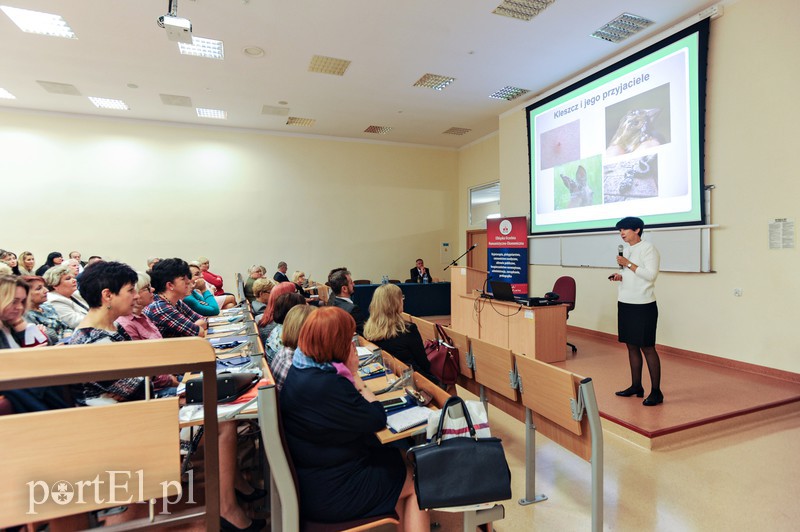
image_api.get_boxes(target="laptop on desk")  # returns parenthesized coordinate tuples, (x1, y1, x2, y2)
(489, 280, 527, 305)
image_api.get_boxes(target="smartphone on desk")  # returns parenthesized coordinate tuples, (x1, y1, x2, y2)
(380, 396, 409, 411)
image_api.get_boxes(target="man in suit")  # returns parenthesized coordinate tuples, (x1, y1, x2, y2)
(274, 261, 290, 283)
(327, 267, 365, 335)
(410, 258, 431, 283)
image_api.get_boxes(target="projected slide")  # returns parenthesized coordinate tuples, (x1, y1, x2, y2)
(528, 21, 707, 235)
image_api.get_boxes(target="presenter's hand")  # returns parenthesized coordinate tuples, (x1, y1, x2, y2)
(608, 273, 622, 282)
(615, 256, 628, 268)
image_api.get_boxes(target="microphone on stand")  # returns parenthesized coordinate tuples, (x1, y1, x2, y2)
(618, 244, 624, 270)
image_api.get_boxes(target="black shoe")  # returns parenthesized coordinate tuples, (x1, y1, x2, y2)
(220, 516, 267, 532)
(236, 487, 267, 502)
(615, 385, 644, 398)
(643, 389, 664, 406)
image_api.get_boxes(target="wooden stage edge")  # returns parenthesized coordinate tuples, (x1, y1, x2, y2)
(569, 325, 800, 384)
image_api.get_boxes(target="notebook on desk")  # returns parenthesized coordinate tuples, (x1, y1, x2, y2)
(386, 405, 433, 433)
(489, 280, 527, 304)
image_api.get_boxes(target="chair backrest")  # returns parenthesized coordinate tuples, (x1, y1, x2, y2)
(552, 276, 576, 315)
(353, 279, 371, 285)
(410, 316, 438, 345)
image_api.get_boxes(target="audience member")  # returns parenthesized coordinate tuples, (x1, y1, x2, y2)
(23, 275, 73, 344)
(184, 263, 221, 316)
(117, 272, 163, 341)
(35, 251, 63, 276)
(363, 283, 439, 383)
(251, 278, 276, 318)
(257, 282, 297, 346)
(0, 275, 48, 349)
(86, 255, 102, 265)
(197, 256, 225, 296)
(144, 258, 208, 338)
(270, 304, 315, 391)
(409, 258, 431, 283)
(244, 265, 266, 302)
(265, 292, 306, 363)
(44, 265, 89, 329)
(69, 250, 87, 267)
(327, 267, 365, 335)
(65, 258, 81, 277)
(273, 261, 290, 283)
(280, 306, 429, 528)
(147, 257, 161, 269)
(1, 250, 21, 275)
(18, 251, 36, 276)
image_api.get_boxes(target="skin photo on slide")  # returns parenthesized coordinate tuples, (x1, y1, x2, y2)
(554, 154, 603, 211)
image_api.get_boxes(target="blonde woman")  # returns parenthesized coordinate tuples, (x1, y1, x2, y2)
(0, 275, 48, 349)
(269, 304, 315, 391)
(18, 251, 36, 276)
(44, 265, 89, 329)
(251, 277, 276, 317)
(363, 283, 438, 383)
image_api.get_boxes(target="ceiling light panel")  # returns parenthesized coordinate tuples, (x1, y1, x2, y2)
(179, 37, 225, 59)
(0, 6, 76, 38)
(261, 105, 289, 116)
(414, 73, 455, 91)
(364, 126, 392, 135)
(492, 0, 555, 22)
(308, 55, 351, 76)
(591, 13, 655, 43)
(489, 86, 530, 101)
(443, 127, 472, 136)
(88, 97, 129, 110)
(286, 117, 315, 127)
(0, 88, 16, 99)
(36, 81, 81, 95)
(196, 108, 227, 119)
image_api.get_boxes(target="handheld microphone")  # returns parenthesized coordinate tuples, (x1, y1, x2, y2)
(618, 244, 624, 270)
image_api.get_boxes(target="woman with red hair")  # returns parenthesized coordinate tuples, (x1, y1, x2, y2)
(257, 281, 297, 347)
(279, 306, 429, 529)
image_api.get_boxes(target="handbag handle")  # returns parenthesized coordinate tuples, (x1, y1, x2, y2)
(435, 323, 453, 346)
(433, 396, 477, 444)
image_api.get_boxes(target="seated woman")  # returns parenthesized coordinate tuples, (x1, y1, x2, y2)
(265, 292, 306, 363)
(0, 250, 21, 275)
(23, 275, 73, 344)
(197, 256, 225, 296)
(0, 275, 48, 349)
(257, 281, 297, 347)
(292, 270, 320, 306)
(269, 304, 314, 391)
(280, 307, 429, 528)
(244, 265, 266, 302)
(18, 251, 36, 276)
(251, 277, 276, 318)
(117, 272, 163, 341)
(35, 251, 63, 276)
(188, 262, 236, 314)
(363, 283, 439, 384)
(44, 265, 89, 329)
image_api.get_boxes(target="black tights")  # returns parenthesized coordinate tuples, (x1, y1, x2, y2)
(626, 344, 661, 391)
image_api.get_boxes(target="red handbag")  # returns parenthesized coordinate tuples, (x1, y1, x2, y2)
(425, 324, 460, 386)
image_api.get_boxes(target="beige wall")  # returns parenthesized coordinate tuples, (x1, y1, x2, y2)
(459, 0, 800, 373)
(1, 111, 459, 286)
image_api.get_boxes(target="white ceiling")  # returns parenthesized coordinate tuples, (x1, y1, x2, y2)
(0, 0, 717, 148)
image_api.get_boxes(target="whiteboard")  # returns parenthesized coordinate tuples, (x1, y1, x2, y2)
(529, 226, 712, 272)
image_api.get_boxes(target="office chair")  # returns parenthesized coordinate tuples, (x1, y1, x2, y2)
(552, 276, 577, 354)
(352, 279, 371, 285)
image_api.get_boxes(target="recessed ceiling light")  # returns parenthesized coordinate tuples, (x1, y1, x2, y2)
(414, 73, 455, 91)
(492, 0, 555, 22)
(0, 5, 76, 38)
(261, 105, 289, 116)
(364, 126, 392, 135)
(243, 46, 265, 58)
(308, 55, 351, 76)
(161, 94, 193, 107)
(36, 80, 81, 95)
(179, 37, 225, 59)
(88, 97, 129, 110)
(489, 86, 530, 101)
(278, 101, 289, 105)
(196, 108, 227, 119)
(0, 88, 16, 99)
(443, 127, 472, 136)
(286, 117, 315, 127)
(591, 13, 655, 43)
(127, 83, 139, 89)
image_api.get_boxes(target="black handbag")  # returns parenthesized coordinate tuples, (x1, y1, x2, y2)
(406, 396, 512, 509)
(184, 371, 259, 404)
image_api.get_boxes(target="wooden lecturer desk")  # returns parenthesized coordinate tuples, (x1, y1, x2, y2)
(450, 267, 567, 363)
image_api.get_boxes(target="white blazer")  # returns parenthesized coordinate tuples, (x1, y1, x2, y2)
(47, 292, 89, 329)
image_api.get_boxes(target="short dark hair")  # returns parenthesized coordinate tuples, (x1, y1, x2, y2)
(78, 261, 138, 308)
(273, 292, 306, 325)
(615, 216, 645, 236)
(327, 268, 351, 296)
(149, 258, 191, 294)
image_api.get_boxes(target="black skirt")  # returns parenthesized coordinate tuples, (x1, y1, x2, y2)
(618, 301, 658, 347)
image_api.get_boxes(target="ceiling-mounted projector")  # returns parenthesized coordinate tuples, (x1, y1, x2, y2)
(162, 15, 192, 44)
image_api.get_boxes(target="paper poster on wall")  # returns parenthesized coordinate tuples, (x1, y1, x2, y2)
(487, 216, 529, 295)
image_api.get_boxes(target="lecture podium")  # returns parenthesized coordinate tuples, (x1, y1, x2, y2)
(450, 266, 567, 363)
